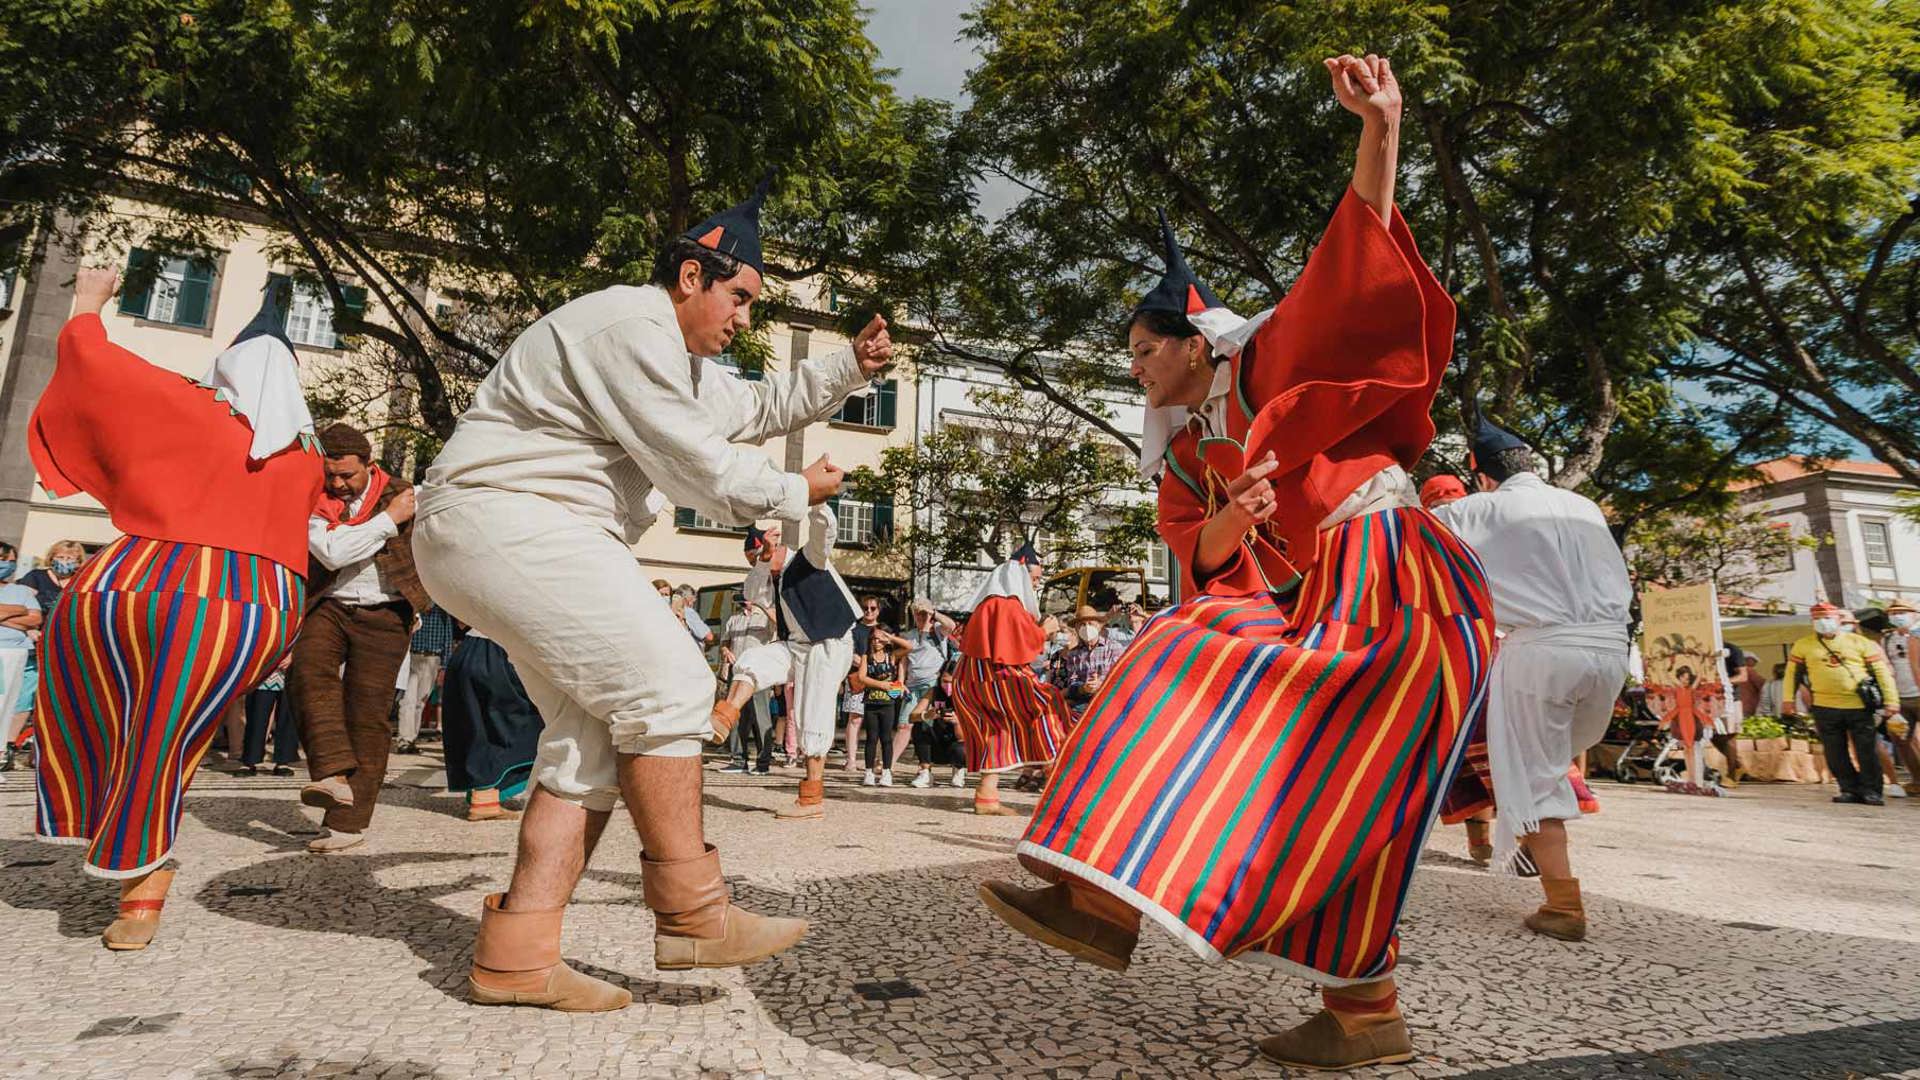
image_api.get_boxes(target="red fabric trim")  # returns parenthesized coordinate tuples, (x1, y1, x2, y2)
(314, 466, 390, 529)
(696, 225, 724, 249)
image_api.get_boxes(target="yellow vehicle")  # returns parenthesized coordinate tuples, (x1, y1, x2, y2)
(1037, 565, 1164, 622)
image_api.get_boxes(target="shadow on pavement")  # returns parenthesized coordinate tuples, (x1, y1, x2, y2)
(0, 838, 119, 940)
(185, 795, 723, 1009)
(1448, 1019, 1920, 1079)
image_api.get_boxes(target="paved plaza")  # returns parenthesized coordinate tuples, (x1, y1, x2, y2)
(0, 753, 1916, 1080)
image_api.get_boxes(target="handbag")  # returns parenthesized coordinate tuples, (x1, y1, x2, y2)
(1818, 637, 1884, 711)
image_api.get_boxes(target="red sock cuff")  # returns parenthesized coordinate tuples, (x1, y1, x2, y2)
(1322, 986, 1398, 1016)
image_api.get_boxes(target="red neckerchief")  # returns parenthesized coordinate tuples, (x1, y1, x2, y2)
(315, 465, 390, 530)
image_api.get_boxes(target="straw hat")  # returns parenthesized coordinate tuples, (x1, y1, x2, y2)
(1070, 605, 1104, 627)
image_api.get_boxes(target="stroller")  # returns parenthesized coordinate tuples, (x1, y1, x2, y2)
(1613, 687, 1720, 787)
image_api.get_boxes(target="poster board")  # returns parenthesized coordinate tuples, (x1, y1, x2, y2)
(1638, 582, 1726, 785)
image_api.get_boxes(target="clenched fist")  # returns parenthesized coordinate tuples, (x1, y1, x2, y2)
(853, 314, 894, 376)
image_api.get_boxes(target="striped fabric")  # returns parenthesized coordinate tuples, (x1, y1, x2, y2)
(1440, 710, 1493, 824)
(34, 535, 304, 878)
(1019, 506, 1494, 986)
(951, 657, 1070, 774)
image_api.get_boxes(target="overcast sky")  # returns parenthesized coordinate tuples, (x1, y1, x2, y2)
(864, 0, 977, 102)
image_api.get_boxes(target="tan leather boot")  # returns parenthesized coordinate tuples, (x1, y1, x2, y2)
(103, 869, 176, 951)
(708, 700, 741, 744)
(775, 777, 825, 820)
(1525, 876, 1587, 941)
(1258, 1010, 1415, 1070)
(467, 893, 631, 1011)
(978, 880, 1138, 972)
(300, 774, 355, 811)
(974, 799, 1020, 816)
(1465, 820, 1492, 866)
(643, 844, 807, 970)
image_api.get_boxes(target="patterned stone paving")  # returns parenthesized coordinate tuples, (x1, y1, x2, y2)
(0, 757, 1915, 1079)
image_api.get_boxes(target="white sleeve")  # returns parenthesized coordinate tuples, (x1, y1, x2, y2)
(803, 504, 837, 566)
(308, 513, 399, 570)
(568, 316, 809, 524)
(700, 347, 870, 445)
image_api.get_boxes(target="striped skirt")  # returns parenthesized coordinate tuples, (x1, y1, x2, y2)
(1019, 506, 1494, 985)
(951, 657, 1070, 774)
(35, 536, 304, 878)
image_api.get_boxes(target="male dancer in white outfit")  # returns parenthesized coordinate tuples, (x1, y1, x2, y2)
(413, 177, 893, 1011)
(1436, 413, 1631, 943)
(711, 503, 858, 819)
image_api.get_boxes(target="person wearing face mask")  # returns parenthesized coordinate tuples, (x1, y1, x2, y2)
(1049, 606, 1126, 727)
(949, 542, 1068, 815)
(19, 539, 85, 614)
(0, 542, 43, 772)
(1882, 601, 1920, 792)
(898, 597, 958, 787)
(1785, 602, 1900, 806)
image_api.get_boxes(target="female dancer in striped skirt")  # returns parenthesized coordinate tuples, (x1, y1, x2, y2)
(29, 268, 321, 949)
(950, 543, 1069, 815)
(979, 55, 1495, 1070)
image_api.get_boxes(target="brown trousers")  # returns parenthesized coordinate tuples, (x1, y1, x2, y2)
(291, 598, 412, 831)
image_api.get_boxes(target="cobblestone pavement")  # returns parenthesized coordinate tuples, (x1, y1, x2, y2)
(1, 751, 1916, 1079)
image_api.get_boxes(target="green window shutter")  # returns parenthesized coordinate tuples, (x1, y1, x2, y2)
(332, 284, 367, 347)
(874, 495, 894, 542)
(675, 507, 695, 528)
(173, 257, 216, 327)
(118, 248, 154, 318)
(877, 380, 897, 429)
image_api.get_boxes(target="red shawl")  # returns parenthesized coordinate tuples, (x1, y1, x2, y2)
(315, 466, 390, 529)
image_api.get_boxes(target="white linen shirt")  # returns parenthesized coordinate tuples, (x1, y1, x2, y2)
(421, 284, 869, 543)
(308, 490, 400, 605)
(1436, 472, 1632, 639)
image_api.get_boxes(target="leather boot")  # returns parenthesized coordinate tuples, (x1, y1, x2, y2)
(974, 799, 1019, 816)
(1525, 876, 1587, 942)
(1258, 1010, 1414, 1070)
(775, 777, 825, 820)
(103, 869, 176, 951)
(468, 893, 631, 1011)
(643, 844, 807, 970)
(300, 773, 356, 811)
(1464, 820, 1492, 866)
(978, 879, 1138, 972)
(708, 700, 741, 744)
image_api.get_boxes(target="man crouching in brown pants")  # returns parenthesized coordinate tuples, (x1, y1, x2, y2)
(291, 423, 429, 853)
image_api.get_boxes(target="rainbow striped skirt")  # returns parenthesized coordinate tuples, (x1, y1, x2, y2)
(951, 657, 1070, 774)
(1019, 506, 1493, 985)
(35, 536, 304, 878)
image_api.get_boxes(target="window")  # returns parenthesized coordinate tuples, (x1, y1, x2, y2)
(828, 494, 893, 547)
(1148, 540, 1171, 582)
(714, 354, 764, 382)
(274, 273, 367, 349)
(119, 248, 217, 328)
(674, 507, 747, 533)
(834, 379, 897, 428)
(1862, 519, 1894, 568)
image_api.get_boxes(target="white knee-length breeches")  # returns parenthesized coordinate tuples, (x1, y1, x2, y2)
(414, 489, 714, 811)
(732, 635, 852, 758)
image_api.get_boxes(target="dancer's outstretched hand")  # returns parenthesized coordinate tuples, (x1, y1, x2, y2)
(802, 454, 846, 504)
(853, 314, 894, 375)
(72, 266, 120, 315)
(1324, 53, 1401, 128)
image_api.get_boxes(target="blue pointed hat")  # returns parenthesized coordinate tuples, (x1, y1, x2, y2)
(682, 171, 773, 274)
(1467, 407, 1529, 471)
(1133, 210, 1223, 318)
(231, 277, 296, 353)
(1009, 539, 1042, 566)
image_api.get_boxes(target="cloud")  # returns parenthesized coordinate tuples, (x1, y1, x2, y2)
(865, 0, 977, 103)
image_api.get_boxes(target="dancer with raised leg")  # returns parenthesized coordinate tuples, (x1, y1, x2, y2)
(979, 54, 1494, 1070)
(710, 504, 859, 820)
(31, 269, 321, 949)
(413, 175, 891, 1010)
